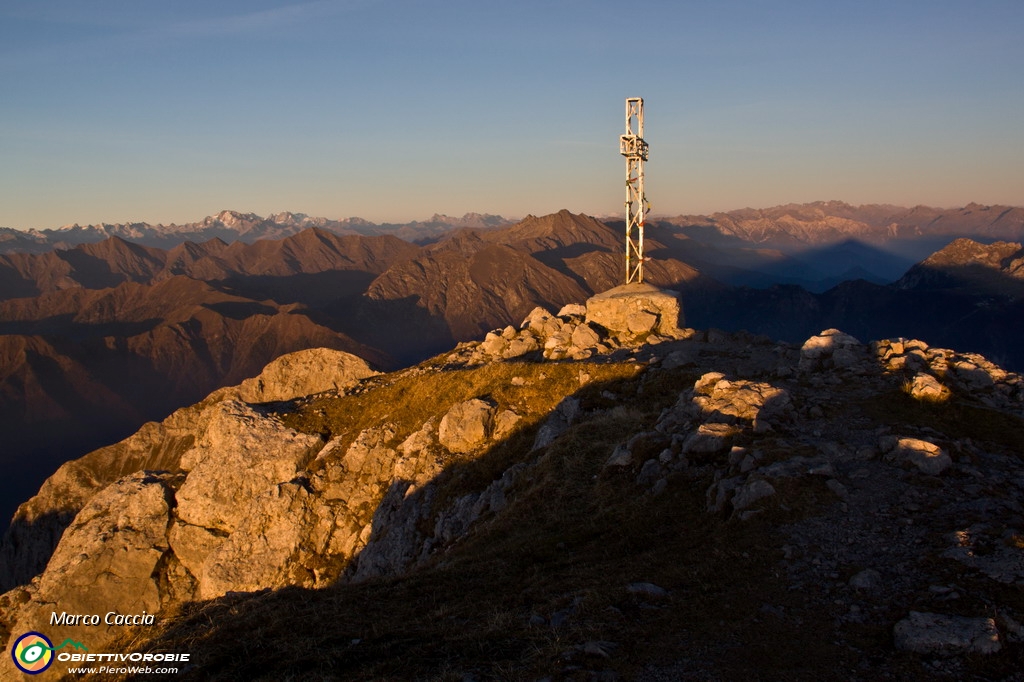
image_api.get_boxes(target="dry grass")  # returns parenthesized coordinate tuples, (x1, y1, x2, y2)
(899, 378, 952, 404)
(281, 360, 642, 456)
(862, 388, 1024, 453)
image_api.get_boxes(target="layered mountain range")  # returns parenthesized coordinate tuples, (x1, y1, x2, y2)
(0, 211, 513, 254)
(658, 201, 1024, 289)
(1, 205, 1023, 536)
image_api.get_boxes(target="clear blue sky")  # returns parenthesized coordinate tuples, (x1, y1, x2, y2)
(1, 0, 1022, 229)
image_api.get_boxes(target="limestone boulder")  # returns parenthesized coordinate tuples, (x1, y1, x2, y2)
(906, 373, 951, 402)
(198, 481, 339, 599)
(884, 436, 952, 476)
(799, 329, 865, 371)
(0, 404, 202, 591)
(532, 397, 581, 450)
(585, 283, 683, 342)
(211, 348, 378, 403)
(175, 401, 325, 533)
(493, 409, 522, 441)
(521, 307, 562, 337)
(439, 398, 498, 454)
(557, 303, 587, 319)
(682, 423, 739, 457)
(479, 331, 508, 357)
(4, 472, 174, 656)
(570, 322, 602, 351)
(731, 479, 776, 512)
(691, 378, 792, 425)
(502, 334, 540, 359)
(894, 611, 1001, 656)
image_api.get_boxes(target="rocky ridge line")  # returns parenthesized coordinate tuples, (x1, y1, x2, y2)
(1, 284, 1023, 679)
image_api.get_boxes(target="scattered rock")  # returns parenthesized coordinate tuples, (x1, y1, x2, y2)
(893, 611, 1001, 656)
(532, 397, 580, 450)
(439, 398, 497, 454)
(732, 479, 776, 512)
(212, 348, 378, 403)
(906, 373, 951, 402)
(848, 568, 882, 592)
(682, 423, 739, 457)
(885, 437, 952, 476)
(799, 329, 865, 371)
(627, 582, 669, 598)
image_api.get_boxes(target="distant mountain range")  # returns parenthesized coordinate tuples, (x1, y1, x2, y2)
(657, 201, 1024, 290)
(0, 210, 514, 253)
(1, 203, 1023, 533)
(4, 201, 1023, 289)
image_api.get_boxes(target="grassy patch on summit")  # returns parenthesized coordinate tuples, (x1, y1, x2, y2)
(280, 360, 645, 455)
(861, 389, 1024, 452)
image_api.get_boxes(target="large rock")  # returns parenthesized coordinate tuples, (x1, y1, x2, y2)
(731, 479, 776, 512)
(690, 377, 792, 425)
(211, 348, 378, 403)
(175, 401, 324, 533)
(1, 348, 374, 592)
(438, 398, 497, 454)
(799, 329, 865, 371)
(585, 283, 683, 342)
(3, 472, 174, 659)
(682, 423, 739, 457)
(894, 611, 1001, 656)
(197, 481, 338, 599)
(0, 405, 201, 591)
(884, 436, 952, 476)
(906, 372, 951, 402)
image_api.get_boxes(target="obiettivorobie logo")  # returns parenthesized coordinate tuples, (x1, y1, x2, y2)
(9, 631, 190, 676)
(10, 631, 88, 675)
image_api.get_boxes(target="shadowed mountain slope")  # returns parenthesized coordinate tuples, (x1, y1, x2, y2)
(896, 238, 1024, 297)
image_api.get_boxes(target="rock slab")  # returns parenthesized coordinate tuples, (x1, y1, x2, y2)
(894, 611, 1001, 656)
(585, 283, 683, 342)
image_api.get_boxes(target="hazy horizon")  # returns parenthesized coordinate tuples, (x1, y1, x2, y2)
(8, 199, 1024, 234)
(2, 1, 1022, 231)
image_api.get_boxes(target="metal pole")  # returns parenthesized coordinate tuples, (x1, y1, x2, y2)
(619, 97, 649, 284)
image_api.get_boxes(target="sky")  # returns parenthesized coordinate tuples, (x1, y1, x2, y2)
(1, 0, 1022, 230)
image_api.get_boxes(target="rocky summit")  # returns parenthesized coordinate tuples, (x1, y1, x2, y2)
(2, 287, 1024, 680)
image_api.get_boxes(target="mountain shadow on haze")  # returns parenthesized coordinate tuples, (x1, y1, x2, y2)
(322, 293, 458, 367)
(683, 265, 1024, 372)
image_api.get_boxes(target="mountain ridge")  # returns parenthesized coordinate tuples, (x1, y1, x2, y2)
(0, 211, 516, 254)
(2, 211, 1024, 538)
(4, 202, 1024, 259)
(1, 289, 1022, 680)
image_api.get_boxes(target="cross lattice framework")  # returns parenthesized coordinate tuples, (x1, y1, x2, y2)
(619, 97, 649, 284)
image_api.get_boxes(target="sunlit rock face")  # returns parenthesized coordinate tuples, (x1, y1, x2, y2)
(584, 283, 684, 343)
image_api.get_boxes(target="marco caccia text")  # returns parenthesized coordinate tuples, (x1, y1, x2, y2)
(51, 611, 156, 627)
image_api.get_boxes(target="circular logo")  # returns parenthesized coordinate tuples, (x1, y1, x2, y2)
(11, 632, 54, 675)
